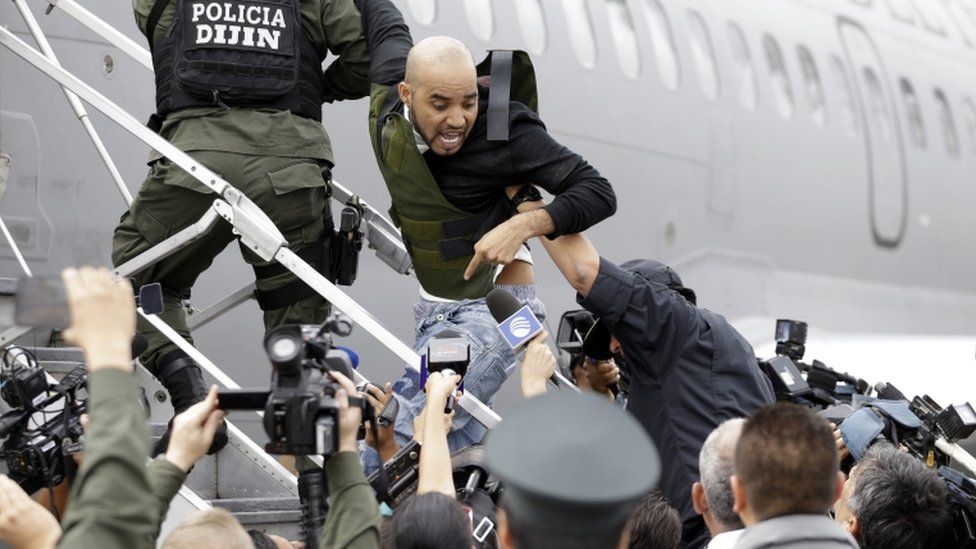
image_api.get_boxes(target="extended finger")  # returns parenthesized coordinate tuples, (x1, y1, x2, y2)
(202, 409, 225, 437)
(463, 251, 485, 281)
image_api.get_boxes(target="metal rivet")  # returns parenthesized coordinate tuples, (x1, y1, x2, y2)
(102, 54, 115, 75)
(154, 390, 168, 403)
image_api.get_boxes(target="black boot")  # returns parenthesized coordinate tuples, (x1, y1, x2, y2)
(152, 351, 228, 457)
(298, 468, 329, 548)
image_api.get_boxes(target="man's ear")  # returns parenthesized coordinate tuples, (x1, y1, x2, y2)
(497, 508, 514, 549)
(847, 515, 860, 537)
(730, 475, 746, 515)
(692, 482, 708, 515)
(398, 81, 412, 107)
(833, 471, 845, 503)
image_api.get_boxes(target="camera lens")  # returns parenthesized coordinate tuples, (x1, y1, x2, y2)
(270, 337, 300, 362)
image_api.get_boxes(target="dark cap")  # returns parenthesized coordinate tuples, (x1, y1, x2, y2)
(485, 392, 660, 536)
(620, 259, 696, 305)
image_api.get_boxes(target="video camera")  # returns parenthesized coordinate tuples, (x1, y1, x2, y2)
(218, 314, 370, 457)
(0, 348, 87, 494)
(758, 319, 976, 547)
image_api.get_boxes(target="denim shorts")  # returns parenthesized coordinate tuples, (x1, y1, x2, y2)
(360, 284, 546, 474)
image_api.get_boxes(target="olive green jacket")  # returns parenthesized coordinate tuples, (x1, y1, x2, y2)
(57, 369, 157, 549)
(320, 451, 380, 549)
(131, 0, 371, 181)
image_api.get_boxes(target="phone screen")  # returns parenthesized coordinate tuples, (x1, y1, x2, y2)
(14, 276, 70, 329)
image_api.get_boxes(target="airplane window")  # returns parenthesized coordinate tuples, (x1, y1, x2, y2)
(515, 0, 547, 54)
(462, 0, 494, 40)
(934, 89, 961, 157)
(910, 0, 947, 35)
(605, 0, 641, 79)
(564, 0, 598, 68)
(687, 10, 719, 99)
(640, 0, 680, 89)
(829, 56, 859, 135)
(797, 46, 826, 126)
(407, 0, 437, 25)
(763, 35, 794, 118)
(727, 22, 758, 109)
(963, 98, 976, 155)
(885, 0, 917, 23)
(899, 78, 926, 148)
(863, 68, 892, 142)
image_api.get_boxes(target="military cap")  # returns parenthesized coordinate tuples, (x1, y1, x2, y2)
(484, 391, 660, 536)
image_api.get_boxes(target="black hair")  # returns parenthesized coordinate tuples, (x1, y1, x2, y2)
(247, 529, 278, 549)
(849, 444, 952, 549)
(628, 491, 681, 549)
(392, 493, 471, 549)
(501, 501, 628, 549)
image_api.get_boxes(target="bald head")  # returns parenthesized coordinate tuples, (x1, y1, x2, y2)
(398, 36, 479, 155)
(404, 36, 476, 87)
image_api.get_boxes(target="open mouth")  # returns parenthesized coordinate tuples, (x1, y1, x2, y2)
(438, 130, 463, 149)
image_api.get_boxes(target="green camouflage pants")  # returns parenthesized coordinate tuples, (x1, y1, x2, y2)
(112, 150, 332, 374)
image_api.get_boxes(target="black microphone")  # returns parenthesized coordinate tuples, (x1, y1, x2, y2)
(875, 382, 909, 401)
(485, 288, 576, 392)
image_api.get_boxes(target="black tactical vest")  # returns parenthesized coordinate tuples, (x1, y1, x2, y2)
(149, 0, 325, 121)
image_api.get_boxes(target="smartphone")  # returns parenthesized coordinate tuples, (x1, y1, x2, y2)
(14, 276, 70, 329)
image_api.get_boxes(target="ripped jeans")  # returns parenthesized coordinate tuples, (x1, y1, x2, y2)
(360, 284, 546, 475)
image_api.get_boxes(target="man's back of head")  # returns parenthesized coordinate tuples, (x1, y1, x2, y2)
(732, 402, 842, 523)
(392, 492, 472, 549)
(628, 491, 681, 549)
(162, 508, 253, 549)
(694, 418, 745, 535)
(836, 443, 952, 549)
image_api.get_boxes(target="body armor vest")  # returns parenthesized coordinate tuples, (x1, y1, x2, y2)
(149, 0, 325, 121)
(369, 51, 539, 300)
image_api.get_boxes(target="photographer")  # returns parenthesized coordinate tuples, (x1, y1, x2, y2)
(391, 372, 472, 549)
(512, 196, 773, 546)
(833, 443, 952, 549)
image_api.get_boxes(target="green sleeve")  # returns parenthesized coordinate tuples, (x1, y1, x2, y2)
(320, 452, 380, 549)
(58, 369, 156, 549)
(321, 0, 371, 102)
(131, 0, 174, 42)
(147, 457, 189, 541)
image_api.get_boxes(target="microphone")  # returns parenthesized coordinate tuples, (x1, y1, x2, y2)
(875, 382, 908, 402)
(485, 288, 578, 392)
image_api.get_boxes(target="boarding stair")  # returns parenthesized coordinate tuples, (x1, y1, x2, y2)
(0, 0, 504, 543)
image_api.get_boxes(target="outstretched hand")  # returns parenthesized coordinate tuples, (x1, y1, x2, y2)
(520, 332, 555, 398)
(166, 386, 226, 472)
(61, 267, 135, 372)
(463, 217, 529, 281)
(329, 371, 364, 454)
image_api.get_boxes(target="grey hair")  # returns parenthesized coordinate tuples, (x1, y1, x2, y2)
(699, 418, 746, 531)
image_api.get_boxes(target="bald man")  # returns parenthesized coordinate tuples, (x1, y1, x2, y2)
(354, 0, 616, 471)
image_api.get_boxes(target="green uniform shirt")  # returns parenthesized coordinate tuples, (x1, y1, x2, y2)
(147, 456, 188, 541)
(320, 451, 380, 549)
(131, 0, 370, 175)
(58, 369, 157, 549)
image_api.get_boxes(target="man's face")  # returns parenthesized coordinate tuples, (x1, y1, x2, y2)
(833, 466, 857, 527)
(399, 63, 478, 156)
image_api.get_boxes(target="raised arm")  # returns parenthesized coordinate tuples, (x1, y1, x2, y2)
(354, 0, 413, 86)
(416, 372, 460, 497)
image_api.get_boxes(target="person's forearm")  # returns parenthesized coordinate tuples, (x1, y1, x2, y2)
(322, 452, 381, 549)
(58, 370, 156, 548)
(354, 0, 413, 86)
(517, 201, 600, 297)
(416, 398, 455, 496)
(147, 457, 188, 542)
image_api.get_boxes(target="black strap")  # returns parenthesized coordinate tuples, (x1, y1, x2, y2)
(439, 239, 476, 261)
(376, 84, 404, 153)
(441, 208, 495, 240)
(486, 51, 513, 142)
(157, 355, 199, 385)
(253, 279, 319, 311)
(145, 0, 170, 51)
(253, 240, 328, 280)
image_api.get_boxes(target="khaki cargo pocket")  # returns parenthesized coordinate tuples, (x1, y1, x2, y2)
(153, 157, 219, 195)
(266, 161, 327, 196)
(130, 198, 172, 246)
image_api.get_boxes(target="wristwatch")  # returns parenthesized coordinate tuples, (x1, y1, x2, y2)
(508, 185, 543, 214)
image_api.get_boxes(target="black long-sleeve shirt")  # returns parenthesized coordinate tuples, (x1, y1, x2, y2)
(356, 0, 616, 237)
(424, 95, 616, 237)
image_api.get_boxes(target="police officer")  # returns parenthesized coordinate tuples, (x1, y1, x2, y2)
(114, 0, 372, 457)
(353, 0, 616, 467)
(512, 198, 775, 548)
(485, 391, 660, 549)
